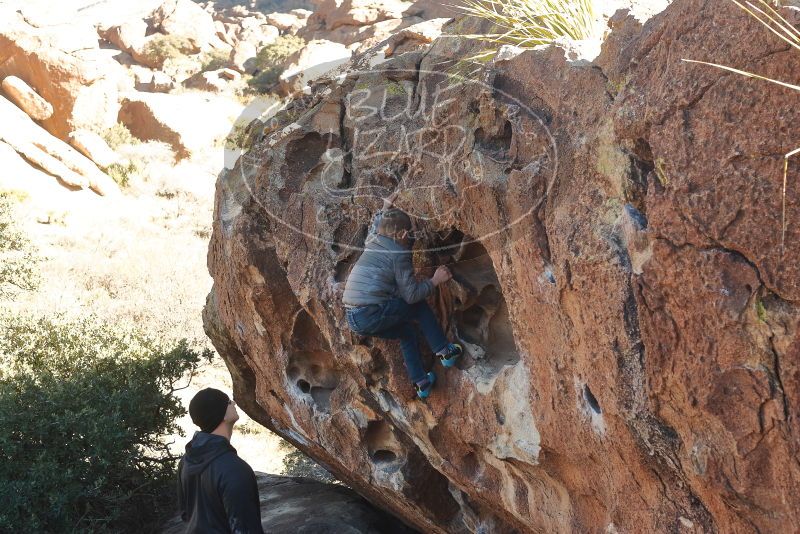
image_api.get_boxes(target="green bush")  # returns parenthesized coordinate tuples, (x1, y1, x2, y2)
(0, 315, 209, 532)
(248, 35, 306, 93)
(100, 123, 140, 151)
(140, 34, 195, 68)
(201, 48, 231, 72)
(106, 160, 140, 188)
(0, 193, 40, 299)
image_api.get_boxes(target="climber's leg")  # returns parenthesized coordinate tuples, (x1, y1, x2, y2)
(372, 323, 428, 384)
(405, 300, 448, 353)
(347, 299, 427, 383)
(406, 301, 463, 367)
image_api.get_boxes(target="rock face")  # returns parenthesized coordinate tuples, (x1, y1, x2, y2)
(162, 473, 415, 533)
(205, 0, 800, 532)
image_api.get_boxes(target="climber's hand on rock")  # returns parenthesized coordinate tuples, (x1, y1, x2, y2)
(432, 266, 452, 286)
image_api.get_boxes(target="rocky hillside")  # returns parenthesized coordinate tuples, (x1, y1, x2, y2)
(204, 0, 800, 532)
(0, 0, 450, 200)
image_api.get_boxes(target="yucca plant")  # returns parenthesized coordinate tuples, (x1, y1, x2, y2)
(455, 0, 601, 61)
(683, 0, 799, 252)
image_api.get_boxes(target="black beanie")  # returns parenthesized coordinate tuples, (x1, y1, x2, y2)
(189, 388, 230, 433)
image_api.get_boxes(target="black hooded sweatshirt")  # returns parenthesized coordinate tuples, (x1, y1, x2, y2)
(177, 432, 263, 534)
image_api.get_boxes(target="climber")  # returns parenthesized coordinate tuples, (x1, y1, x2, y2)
(342, 191, 463, 399)
(177, 388, 264, 533)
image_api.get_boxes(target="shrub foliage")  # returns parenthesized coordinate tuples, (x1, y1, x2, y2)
(0, 315, 208, 532)
(248, 35, 306, 93)
(0, 193, 39, 298)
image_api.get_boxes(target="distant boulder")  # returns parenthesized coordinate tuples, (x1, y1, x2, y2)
(149, 0, 218, 53)
(1, 76, 53, 121)
(118, 91, 240, 159)
(0, 12, 122, 140)
(0, 96, 119, 196)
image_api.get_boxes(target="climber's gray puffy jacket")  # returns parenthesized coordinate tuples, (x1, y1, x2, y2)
(342, 213, 433, 307)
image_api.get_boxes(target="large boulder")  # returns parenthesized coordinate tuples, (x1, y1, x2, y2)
(117, 91, 241, 159)
(162, 473, 414, 533)
(236, 18, 280, 49)
(229, 41, 259, 74)
(183, 70, 230, 93)
(99, 19, 148, 54)
(205, 0, 800, 532)
(0, 12, 123, 140)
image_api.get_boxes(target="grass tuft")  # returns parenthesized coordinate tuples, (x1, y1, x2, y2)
(453, 0, 601, 61)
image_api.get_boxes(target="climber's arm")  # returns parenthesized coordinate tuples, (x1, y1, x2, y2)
(394, 252, 434, 304)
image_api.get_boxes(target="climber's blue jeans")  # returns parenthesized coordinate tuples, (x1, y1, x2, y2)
(346, 299, 448, 383)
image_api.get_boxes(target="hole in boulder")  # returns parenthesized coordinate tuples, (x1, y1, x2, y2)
(474, 120, 513, 160)
(279, 132, 337, 200)
(364, 420, 402, 463)
(584, 385, 601, 415)
(462, 452, 480, 478)
(286, 309, 340, 413)
(372, 450, 398, 463)
(309, 386, 333, 407)
(334, 258, 353, 283)
(404, 443, 461, 524)
(333, 223, 367, 283)
(439, 237, 520, 374)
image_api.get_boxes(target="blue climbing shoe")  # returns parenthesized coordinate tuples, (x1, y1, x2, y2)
(438, 343, 463, 368)
(414, 371, 436, 399)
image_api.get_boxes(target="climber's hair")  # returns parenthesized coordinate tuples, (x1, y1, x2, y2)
(378, 209, 412, 236)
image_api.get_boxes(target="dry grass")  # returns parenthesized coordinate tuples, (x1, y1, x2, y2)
(454, 0, 602, 61)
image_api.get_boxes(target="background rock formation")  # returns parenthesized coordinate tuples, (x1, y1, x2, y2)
(162, 473, 415, 533)
(205, 0, 800, 531)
